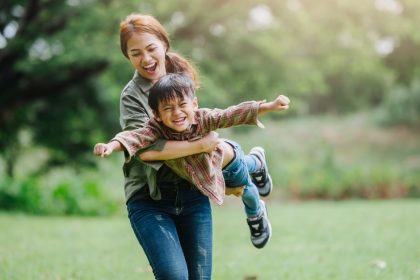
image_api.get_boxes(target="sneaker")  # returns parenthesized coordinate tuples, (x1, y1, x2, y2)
(246, 200, 272, 249)
(249, 146, 273, 197)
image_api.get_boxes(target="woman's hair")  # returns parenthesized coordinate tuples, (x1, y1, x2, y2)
(148, 73, 196, 113)
(120, 14, 199, 86)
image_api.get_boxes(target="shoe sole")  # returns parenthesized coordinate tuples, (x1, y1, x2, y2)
(250, 147, 273, 197)
(258, 174, 272, 197)
(254, 200, 272, 249)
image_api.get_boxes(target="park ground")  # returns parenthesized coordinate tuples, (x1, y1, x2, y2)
(1, 199, 419, 280)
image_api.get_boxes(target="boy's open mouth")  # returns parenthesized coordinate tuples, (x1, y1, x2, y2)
(173, 117, 186, 125)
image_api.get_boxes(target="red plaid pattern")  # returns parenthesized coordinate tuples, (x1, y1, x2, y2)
(112, 101, 263, 205)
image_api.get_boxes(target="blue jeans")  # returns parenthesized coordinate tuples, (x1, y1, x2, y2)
(127, 180, 212, 280)
(222, 140, 261, 218)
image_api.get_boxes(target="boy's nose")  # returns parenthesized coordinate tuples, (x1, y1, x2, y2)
(173, 107, 182, 115)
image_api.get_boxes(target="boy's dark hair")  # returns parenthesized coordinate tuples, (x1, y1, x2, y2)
(148, 73, 196, 112)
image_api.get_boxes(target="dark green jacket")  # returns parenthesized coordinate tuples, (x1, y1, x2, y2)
(119, 71, 177, 201)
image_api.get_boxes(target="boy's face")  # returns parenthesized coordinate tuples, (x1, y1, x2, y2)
(155, 95, 198, 132)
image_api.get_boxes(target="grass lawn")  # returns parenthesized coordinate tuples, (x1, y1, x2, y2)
(1, 199, 419, 280)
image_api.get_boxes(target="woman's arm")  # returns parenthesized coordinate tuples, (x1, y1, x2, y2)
(139, 131, 220, 161)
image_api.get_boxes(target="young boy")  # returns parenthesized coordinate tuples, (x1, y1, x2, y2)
(94, 73, 290, 248)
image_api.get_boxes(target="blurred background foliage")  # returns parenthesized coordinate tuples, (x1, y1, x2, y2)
(0, 0, 419, 215)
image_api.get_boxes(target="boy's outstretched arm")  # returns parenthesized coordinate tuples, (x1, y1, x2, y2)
(258, 95, 290, 116)
(93, 140, 124, 158)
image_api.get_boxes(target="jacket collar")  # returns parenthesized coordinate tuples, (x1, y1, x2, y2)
(132, 71, 153, 94)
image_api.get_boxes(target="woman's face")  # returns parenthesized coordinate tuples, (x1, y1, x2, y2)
(127, 32, 167, 84)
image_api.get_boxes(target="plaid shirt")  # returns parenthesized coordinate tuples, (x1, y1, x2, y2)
(112, 100, 264, 205)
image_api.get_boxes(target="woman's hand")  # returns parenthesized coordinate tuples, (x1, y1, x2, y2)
(199, 131, 221, 154)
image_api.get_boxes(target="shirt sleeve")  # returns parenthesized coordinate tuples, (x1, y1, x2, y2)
(111, 123, 162, 163)
(201, 100, 265, 132)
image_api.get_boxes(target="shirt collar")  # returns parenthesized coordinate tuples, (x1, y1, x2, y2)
(132, 71, 153, 94)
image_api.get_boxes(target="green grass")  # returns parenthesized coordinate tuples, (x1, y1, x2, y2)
(1, 200, 419, 280)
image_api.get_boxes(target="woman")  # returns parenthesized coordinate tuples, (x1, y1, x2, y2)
(116, 13, 273, 279)
(118, 14, 219, 279)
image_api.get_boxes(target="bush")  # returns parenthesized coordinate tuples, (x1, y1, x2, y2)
(224, 114, 420, 201)
(377, 79, 420, 126)
(284, 157, 417, 200)
(0, 176, 119, 215)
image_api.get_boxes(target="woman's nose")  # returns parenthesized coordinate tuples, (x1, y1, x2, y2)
(142, 52, 152, 63)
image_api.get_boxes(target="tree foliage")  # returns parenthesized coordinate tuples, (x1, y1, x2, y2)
(1, 0, 419, 176)
(0, 0, 117, 175)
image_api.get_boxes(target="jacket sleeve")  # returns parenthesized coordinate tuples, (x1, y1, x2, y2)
(118, 85, 166, 167)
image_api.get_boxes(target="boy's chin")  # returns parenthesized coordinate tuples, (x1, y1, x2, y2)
(170, 126, 188, 133)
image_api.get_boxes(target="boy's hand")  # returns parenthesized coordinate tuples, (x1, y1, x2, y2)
(271, 95, 290, 111)
(259, 94, 290, 115)
(93, 143, 114, 157)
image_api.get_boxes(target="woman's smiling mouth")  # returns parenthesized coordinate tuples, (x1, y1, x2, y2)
(144, 63, 157, 74)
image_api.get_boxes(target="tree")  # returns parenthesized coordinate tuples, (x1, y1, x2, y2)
(2, 0, 420, 177)
(0, 0, 117, 176)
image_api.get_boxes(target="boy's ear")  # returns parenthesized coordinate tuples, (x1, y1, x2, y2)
(193, 97, 198, 111)
(153, 110, 161, 121)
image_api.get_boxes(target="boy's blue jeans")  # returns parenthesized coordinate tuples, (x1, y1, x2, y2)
(222, 139, 261, 218)
(127, 180, 212, 280)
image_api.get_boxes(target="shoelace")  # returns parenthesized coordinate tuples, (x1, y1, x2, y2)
(251, 167, 267, 188)
(248, 218, 263, 237)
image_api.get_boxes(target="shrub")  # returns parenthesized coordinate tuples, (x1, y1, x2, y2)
(0, 176, 119, 215)
(377, 79, 420, 126)
(283, 160, 416, 200)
